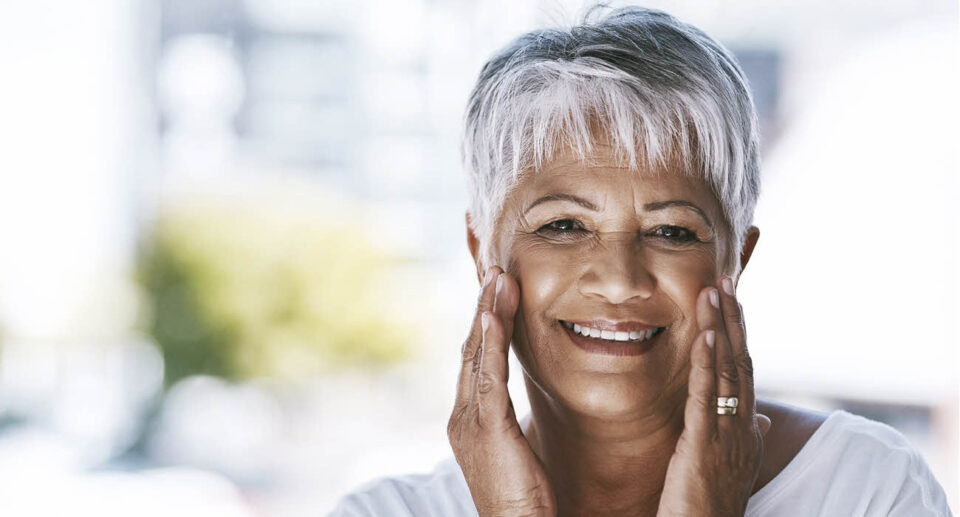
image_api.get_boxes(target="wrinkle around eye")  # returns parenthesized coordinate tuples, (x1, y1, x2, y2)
(515, 223, 596, 247)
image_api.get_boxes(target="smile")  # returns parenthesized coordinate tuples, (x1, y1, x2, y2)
(559, 320, 665, 343)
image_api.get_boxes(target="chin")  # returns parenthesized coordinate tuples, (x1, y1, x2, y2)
(536, 370, 669, 420)
(579, 383, 652, 418)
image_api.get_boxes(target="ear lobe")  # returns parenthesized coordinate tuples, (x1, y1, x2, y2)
(466, 212, 483, 285)
(739, 226, 760, 274)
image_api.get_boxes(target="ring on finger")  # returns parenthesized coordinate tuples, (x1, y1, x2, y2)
(717, 396, 739, 416)
(717, 396, 739, 407)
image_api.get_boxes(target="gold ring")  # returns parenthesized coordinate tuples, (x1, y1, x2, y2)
(717, 406, 738, 415)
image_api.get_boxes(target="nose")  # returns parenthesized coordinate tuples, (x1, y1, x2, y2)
(577, 232, 655, 304)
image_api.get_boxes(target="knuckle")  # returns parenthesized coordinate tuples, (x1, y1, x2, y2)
(477, 371, 499, 394)
(696, 361, 714, 375)
(718, 362, 740, 383)
(689, 392, 713, 412)
(736, 351, 755, 377)
(451, 399, 469, 419)
(724, 310, 743, 327)
(461, 341, 481, 367)
(471, 348, 483, 374)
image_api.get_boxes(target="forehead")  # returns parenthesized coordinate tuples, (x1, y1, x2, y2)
(512, 145, 716, 207)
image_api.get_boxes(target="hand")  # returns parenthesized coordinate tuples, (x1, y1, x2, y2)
(657, 276, 772, 517)
(447, 266, 557, 517)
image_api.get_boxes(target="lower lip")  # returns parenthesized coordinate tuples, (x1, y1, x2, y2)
(562, 323, 664, 356)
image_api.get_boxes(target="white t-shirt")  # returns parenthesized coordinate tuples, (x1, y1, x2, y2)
(328, 410, 953, 516)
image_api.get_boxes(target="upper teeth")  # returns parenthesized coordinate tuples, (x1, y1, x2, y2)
(561, 321, 662, 342)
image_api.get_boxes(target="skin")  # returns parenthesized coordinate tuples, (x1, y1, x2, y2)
(448, 145, 828, 516)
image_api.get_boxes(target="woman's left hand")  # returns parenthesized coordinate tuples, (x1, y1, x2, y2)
(657, 276, 772, 517)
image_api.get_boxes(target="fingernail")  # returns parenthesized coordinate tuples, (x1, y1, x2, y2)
(705, 330, 715, 348)
(709, 288, 720, 309)
(495, 273, 504, 294)
(722, 276, 735, 296)
(481, 312, 490, 332)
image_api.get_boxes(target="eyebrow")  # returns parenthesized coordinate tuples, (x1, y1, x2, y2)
(643, 200, 714, 229)
(523, 193, 600, 214)
(523, 194, 713, 229)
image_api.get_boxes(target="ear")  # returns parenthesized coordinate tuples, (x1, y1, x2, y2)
(466, 212, 484, 285)
(738, 226, 760, 277)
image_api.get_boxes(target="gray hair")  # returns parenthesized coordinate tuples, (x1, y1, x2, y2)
(461, 5, 760, 272)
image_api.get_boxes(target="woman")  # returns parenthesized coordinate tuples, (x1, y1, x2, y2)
(330, 6, 951, 516)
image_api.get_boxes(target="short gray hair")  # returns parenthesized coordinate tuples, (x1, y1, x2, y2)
(461, 5, 760, 272)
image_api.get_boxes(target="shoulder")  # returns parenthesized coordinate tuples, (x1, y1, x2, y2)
(754, 398, 829, 493)
(325, 457, 477, 517)
(748, 401, 952, 516)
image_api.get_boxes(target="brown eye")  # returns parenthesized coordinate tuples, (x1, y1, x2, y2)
(544, 219, 578, 232)
(653, 225, 698, 243)
(536, 219, 586, 238)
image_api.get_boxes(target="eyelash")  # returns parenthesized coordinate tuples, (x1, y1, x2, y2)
(535, 219, 701, 244)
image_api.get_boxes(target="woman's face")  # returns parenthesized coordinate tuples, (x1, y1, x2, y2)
(485, 145, 733, 419)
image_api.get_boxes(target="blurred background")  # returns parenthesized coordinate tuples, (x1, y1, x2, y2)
(0, 0, 957, 515)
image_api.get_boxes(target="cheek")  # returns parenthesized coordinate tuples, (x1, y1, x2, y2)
(516, 254, 569, 310)
(510, 243, 569, 325)
(646, 250, 717, 329)
(502, 241, 576, 362)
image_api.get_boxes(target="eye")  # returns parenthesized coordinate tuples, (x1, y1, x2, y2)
(652, 225, 699, 243)
(536, 219, 586, 238)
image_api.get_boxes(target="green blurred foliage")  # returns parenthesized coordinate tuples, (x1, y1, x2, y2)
(137, 198, 413, 386)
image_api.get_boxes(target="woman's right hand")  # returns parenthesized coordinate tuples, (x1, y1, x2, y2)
(447, 266, 557, 517)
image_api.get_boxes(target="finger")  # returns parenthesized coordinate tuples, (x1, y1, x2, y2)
(492, 272, 520, 349)
(476, 272, 519, 429)
(719, 275, 756, 423)
(476, 310, 514, 430)
(718, 276, 745, 350)
(683, 326, 717, 440)
(697, 285, 739, 430)
(453, 266, 503, 411)
(466, 266, 504, 355)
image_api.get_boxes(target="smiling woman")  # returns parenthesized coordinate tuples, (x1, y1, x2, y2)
(328, 5, 952, 517)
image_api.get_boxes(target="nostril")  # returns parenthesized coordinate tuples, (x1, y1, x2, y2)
(576, 268, 655, 304)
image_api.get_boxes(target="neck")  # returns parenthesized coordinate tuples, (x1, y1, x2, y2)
(521, 376, 686, 517)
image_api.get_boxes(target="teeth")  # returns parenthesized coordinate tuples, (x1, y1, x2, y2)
(563, 321, 662, 343)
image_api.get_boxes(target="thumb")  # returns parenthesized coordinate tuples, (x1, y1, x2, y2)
(757, 413, 772, 437)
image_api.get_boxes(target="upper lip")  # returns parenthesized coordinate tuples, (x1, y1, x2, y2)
(561, 319, 664, 332)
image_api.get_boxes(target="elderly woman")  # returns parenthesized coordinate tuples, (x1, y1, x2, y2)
(330, 6, 951, 517)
